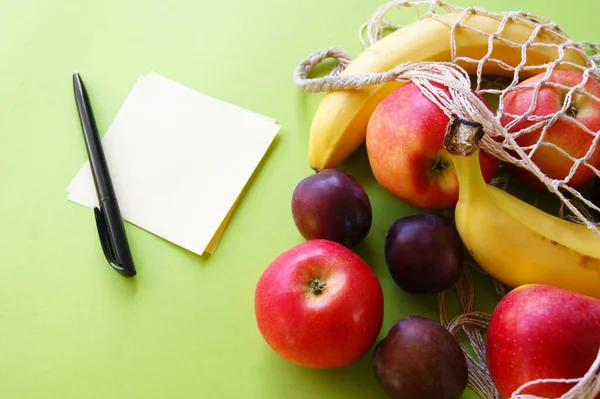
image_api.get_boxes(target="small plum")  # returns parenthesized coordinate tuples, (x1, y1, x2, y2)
(372, 316, 468, 399)
(291, 168, 372, 248)
(384, 213, 464, 294)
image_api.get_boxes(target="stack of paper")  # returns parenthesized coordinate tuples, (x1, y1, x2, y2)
(67, 72, 280, 255)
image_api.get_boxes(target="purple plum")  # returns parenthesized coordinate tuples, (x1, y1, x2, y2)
(291, 168, 372, 248)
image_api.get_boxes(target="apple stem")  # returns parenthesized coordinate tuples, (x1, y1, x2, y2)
(431, 155, 449, 173)
(308, 278, 327, 295)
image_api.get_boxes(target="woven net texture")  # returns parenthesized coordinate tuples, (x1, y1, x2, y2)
(294, 0, 600, 235)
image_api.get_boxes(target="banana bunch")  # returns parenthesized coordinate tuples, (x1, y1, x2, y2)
(445, 119, 600, 299)
(308, 10, 589, 170)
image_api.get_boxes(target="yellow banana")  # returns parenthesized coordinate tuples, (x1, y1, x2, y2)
(445, 120, 600, 299)
(309, 11, 590, 170)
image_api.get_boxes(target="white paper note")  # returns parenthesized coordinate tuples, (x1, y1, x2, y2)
(67, 72, 279, 255)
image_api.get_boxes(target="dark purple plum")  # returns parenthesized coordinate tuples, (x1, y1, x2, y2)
(291, 168, 372, 248)
(384, 213, 463, 294)
(372, 316, 468, 399)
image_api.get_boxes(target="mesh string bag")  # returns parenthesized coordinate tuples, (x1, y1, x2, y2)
(293, 1, 600, 398)
(294, 0, 600, 231)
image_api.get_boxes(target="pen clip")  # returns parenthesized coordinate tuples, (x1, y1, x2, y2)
(93, 206, 133, 276)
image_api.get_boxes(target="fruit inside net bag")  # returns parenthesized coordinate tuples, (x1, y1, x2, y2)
(294, 0, 600, 233)
(293, 1, 600, 398)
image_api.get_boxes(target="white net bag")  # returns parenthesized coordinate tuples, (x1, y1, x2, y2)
(294, 1, 600, 398)
(294, 0, 600, 233)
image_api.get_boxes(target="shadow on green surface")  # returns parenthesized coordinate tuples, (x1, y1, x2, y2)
(294, 83, 324, 141)
(257, 313, 486, 398)
(258, 343, 388, 398)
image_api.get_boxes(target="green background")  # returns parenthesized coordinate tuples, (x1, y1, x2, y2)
(0, 0, 596, 398)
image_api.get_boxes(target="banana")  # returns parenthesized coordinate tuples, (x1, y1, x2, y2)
(308, 11, 591, 170)
(445, 119, 600, 299)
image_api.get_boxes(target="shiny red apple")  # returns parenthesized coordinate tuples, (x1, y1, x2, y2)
(487, 284, 600, 398)
(500, 70, 600, 190)
(366, 80, 500, 209)
(254, 239, 384, 369)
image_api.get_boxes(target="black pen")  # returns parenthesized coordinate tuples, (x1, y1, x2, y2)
(73, 72, 136, 277)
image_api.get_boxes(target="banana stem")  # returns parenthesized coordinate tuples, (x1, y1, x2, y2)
(445, 118, 492, 203)
(450, 151, 491, 203)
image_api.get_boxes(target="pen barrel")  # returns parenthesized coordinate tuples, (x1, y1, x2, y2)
(73, 74, 117, 202)
(100, 198, 135, 273)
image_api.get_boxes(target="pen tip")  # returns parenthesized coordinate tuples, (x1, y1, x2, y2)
(73, 72, 82, 87)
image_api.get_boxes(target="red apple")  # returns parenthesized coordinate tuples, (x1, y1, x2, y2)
(365, 80, 500, 209)
(254, 239, 384, 369)
(486, 284, 600, 398)
(500, 69, 600, 190)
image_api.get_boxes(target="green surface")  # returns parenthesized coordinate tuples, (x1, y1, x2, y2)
(0, 0, 597, 398)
